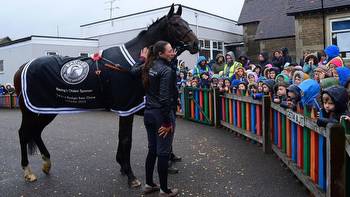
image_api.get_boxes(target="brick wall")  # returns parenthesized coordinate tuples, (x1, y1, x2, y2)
(243, 22, 260, 63)
(259, 37, 296, 63)
(295, 13, 324, 62)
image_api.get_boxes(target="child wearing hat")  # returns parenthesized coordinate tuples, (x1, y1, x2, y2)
(317, 86, 349, 127)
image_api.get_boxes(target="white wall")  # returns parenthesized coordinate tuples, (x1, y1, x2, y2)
(0, 37, 98, 85)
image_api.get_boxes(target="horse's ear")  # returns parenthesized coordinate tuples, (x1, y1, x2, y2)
(167, 4, 175, 18)
(176, 4, 182, 16)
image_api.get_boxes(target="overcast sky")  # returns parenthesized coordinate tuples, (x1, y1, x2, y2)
(0, 0, 244, 40)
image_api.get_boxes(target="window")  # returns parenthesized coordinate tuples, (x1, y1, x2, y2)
(80, 53, 89, 57)
(46, 51, 57, 56)
(198, 39, 224, 60)
(0, 60, 3, 73)
(330, 18, 350, 59)
(199, 39, 210, 60)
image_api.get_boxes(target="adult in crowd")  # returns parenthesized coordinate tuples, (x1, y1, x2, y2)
(271, 50, 284, 70)
(141, 40, 179, 196)
(281, 47, 292, 65)
(212, 53, 226, 74)
(192, 56, 211, 78)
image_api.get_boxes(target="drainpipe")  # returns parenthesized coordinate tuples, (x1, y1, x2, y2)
(321, 0, 326, 48)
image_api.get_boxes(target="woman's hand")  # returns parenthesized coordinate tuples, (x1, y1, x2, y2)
(140, 47, 149, 62)
(158, 126, 173, 138)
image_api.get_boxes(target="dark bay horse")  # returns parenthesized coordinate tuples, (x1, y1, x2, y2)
(13, 4, 199, 187)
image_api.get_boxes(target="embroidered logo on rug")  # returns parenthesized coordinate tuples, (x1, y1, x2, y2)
(60, 60, 89, 85)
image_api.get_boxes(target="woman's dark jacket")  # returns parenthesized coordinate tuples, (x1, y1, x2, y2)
(145, 58, 178, 125)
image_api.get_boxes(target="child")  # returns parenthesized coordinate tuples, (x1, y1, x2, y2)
(313, 65, 329, 83)
(224, 78, 232, 93)
(247, 71, 258, 84)
(298, 79, 321, 110)
(257, 76, 266, 93)
(303, 53, 319, 79)
(191, 79, 199, 88)
(273, 81, 289, 104)
(268, 67, 279, 80)
(292, 71, 309, 85)
(218, 78, 225, 92)
(275, 73, 290, 84)
(317, 86, 349, 127)
(200, 72, 211, 88)
(252, 79, 275, 100)
(238, 81, 248, 95)
(234, 67, 247, 82)
(280, 84, 302, 111)
(248, 82, 258, 95)
(210, 74, 220, 88)
(253, 65, 262, 77)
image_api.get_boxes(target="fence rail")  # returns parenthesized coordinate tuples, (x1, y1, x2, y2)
(0, 94, 19, 108)
(175, 87, 348, 197)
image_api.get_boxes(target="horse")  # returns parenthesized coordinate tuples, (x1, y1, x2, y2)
(13, 4, 199, 187)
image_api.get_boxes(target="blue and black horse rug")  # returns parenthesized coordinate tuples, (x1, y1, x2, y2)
(21, 45, 145, 116)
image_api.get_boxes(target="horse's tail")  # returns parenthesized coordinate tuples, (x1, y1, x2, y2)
(14, 63, 26, 96)
(27, 140, 37, 155)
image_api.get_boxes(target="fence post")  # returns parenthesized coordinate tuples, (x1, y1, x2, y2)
(262, 96, 272, 154)
(326, 124, 346, 197)
(213, 88, 220, 128)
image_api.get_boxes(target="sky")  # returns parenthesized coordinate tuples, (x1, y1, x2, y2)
(0, 0, 244, 40)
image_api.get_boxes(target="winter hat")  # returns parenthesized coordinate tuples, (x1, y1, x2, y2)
(298, 79, 320, 107)
(314, 65, 330, 75)
(304, 53, 319, 65)
(275, 73, 290, 83)
(324, 45, 340, 60)
(320, 77, 339, 89)
(247, 71, 258, 82)
(211, 74, 220, 80)
(336, 67, 350, 86)
(293, 65, 303, 71)
(321, 86, 349, 113)
(262, 79, 275, 91)
(274, 81, 290, 93)
(287, 84, 302, 101)
(257, 76, 267, 83)
(248, 82, 258, 90)
(293, 71, 309, 82)
(231, 79, 241, 88)
(283, 62, 292, 69)
(327, 57, 344, 68)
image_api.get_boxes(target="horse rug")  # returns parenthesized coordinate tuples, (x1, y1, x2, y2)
(21, 47, 145, 116)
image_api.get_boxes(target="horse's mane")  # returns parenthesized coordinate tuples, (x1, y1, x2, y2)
(137, 16, 166, 37)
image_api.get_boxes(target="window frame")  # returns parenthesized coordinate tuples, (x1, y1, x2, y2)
(330, 17, 350, 59)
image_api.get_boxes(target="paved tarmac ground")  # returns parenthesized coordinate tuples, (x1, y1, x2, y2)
(0, 110, 309, 197)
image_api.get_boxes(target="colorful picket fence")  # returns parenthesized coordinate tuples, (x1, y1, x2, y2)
(176, 88, 185, 117)
(0, 94, 18, 108)
(271, 103, 346, 197)
(183, 87, 215, 125)
(218, 91, 272, 152)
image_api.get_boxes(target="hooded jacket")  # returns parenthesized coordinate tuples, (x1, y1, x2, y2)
(212, 53, 226, 74)
(325, 45, 340, 61)
(317, 86, 349, 127)
(193, 56, 210, 77)
(292, 71, 309, 84)
(336, 67, 350, 86)
(298, 79, 321, 110)
(280, 84, 302, 111)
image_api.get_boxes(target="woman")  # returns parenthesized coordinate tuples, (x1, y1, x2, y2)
(142, 40, 179, 196)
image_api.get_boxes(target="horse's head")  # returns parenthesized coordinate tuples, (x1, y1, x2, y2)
(162, 4, 199, 55)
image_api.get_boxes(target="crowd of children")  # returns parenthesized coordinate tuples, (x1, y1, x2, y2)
(176, 45, 350, 127)
(0, 83, 15, 95)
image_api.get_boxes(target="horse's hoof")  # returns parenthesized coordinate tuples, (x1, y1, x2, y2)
(24, 173, 37, 182)
(42, 160, 51, 174)
(128, 178, 141, 188)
